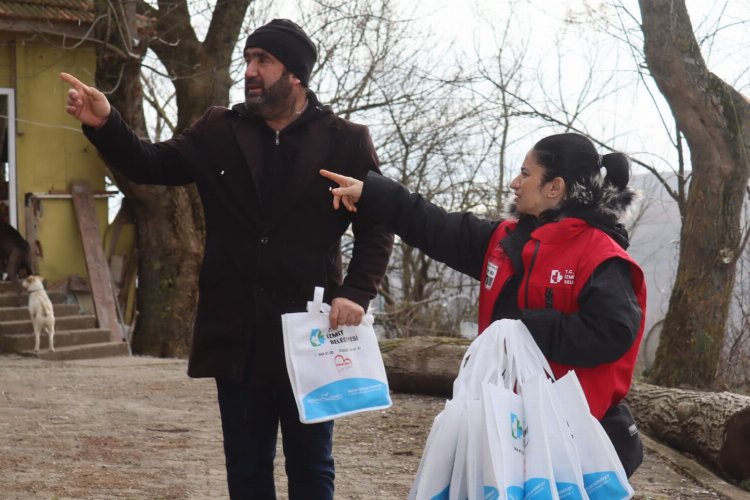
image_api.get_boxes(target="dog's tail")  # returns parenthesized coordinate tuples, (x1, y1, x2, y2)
(41, 299, 54, 318)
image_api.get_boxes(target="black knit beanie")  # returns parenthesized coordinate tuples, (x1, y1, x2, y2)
(244, 19, 317, 86)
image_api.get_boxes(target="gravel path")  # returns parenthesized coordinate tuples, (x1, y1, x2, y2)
(0, 355, 745, 499)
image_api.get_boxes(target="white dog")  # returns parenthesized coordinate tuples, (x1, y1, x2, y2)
(21, 275, 55, 352)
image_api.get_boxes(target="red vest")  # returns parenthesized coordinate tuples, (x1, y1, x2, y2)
(478, 218, 647, 419)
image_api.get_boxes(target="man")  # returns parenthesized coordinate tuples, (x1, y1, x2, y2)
(62, 18, 393, 500)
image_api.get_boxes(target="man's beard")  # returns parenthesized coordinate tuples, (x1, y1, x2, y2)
(245, 71, 295, 120)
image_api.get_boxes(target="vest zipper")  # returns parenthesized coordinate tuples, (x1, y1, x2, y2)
(275, 130, 280, 146)
(545, 288, 554, 308)
(524, 240, 541, 307)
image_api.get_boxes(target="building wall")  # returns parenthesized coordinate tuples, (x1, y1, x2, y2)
(0, 35, 12, 87)
(6, 35, 110, 285)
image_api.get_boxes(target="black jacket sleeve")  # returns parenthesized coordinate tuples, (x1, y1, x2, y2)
(82, 107, 199, 186)
(520, 257, 641, 367)
(358, 171, 498, 280)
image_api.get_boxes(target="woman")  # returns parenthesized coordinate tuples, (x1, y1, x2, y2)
(320, 132, 646, 477)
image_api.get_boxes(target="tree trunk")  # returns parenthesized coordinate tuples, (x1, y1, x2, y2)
(143, 0, 251, 131)
(380, 336, 750, 482)
(93, 1, 204, 357)
(639, 0, 750, 388)
(626, 382, 750, 482)
(92, 1, 252, 357)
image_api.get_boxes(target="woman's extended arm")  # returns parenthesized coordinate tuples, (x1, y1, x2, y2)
(321, 169, 498, 280)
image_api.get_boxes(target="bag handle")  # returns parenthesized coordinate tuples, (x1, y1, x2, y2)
(501, 320, 555, 395)
(453, 324, 506, 399)
(305, 286, 374, 326)
(307, 286, 326, 313)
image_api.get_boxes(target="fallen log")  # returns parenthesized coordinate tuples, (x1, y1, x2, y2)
(380, 336, 470, 398)
(626, 382, 750, 482)
(380, 335, 750, 482)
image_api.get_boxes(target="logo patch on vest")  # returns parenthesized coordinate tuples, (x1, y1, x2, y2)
(485, 262, 499, 289)
(549, 269, 575, 285)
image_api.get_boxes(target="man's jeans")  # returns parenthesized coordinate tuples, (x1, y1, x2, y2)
(216, 379, 335, 499)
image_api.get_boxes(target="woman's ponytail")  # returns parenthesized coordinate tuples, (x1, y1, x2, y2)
(601, 152, 631, 191)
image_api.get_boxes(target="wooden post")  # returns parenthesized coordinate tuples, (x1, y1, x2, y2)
(71, 181, 124, 343)
(24, 194, 41, 274)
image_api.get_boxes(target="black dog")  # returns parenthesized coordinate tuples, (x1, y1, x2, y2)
(0, 221, 33, 298)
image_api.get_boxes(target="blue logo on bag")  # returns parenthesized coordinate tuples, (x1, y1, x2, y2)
(556, 482, 584, 500)
(430, 486, 449, 500)
(506, 485, 523, 500)
(583, 471, 629, 499)
(510, 412, 523, 439)
(310, 328, 326, 347)
(483, 486, 499, 500)
(302, 378, 391, 421)
(524, 478, 554, 500)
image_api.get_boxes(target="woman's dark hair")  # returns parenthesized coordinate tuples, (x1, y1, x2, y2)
(532, 133, 631, 212)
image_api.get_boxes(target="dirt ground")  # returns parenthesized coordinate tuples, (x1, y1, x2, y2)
(0, 354, 746, 500)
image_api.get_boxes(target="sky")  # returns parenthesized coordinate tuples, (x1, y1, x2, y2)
(422, 0, 749, 159)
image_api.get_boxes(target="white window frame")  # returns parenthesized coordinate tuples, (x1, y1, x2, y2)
(0, 88, 17, 228)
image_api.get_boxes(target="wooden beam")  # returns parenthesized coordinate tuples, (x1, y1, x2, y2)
(24, 195, 41, 274)
(71, 181, 124, 344)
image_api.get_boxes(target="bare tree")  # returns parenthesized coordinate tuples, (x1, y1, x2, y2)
(473, 1, 530, 211)
(570, 1, 750, 386)
(639, 0, 750, 388)
(93, 0, 252, 357)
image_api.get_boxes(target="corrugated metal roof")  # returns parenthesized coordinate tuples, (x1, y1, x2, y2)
(0, 0, 94, 25)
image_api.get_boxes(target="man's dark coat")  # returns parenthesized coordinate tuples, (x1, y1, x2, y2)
(83, 96, 393, 385)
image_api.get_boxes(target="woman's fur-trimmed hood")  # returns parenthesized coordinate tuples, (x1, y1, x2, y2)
(503, 179, 642, 249)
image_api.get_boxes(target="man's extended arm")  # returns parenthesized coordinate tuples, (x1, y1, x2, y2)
(62, 72, 195, 186)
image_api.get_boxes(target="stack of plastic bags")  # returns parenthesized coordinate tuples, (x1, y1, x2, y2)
(408, 319, 634, 500)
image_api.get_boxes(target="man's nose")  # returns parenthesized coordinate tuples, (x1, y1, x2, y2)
(245, 60, 259, 77)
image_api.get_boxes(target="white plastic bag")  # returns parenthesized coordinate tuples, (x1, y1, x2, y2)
(281, 287, 391, 423)
(550, 372, 634, 500)
(463, 399, 486, 500)
(522, 374, 560, 500)
(481, 382, 525, 500)
(509, 325, 587, 500)
(409, 399, 465, 500)
(539, 377, 589, 500)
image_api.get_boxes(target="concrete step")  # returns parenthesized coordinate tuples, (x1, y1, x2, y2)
(0, 279, 132, 362)
(0, 290, 68, 307)
(0, 280, 21, 293)
(0, 303, 81, 322)
(0, 328, 113, 352)
(0, 315, 97, 335)
(19, 341, 131, 361)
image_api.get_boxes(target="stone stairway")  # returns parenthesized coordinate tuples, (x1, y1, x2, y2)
(0, 280, 130, 360)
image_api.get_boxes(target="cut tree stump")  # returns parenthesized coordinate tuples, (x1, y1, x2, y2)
(626, 382, 750, 482)
(379, 335, 750, 483)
